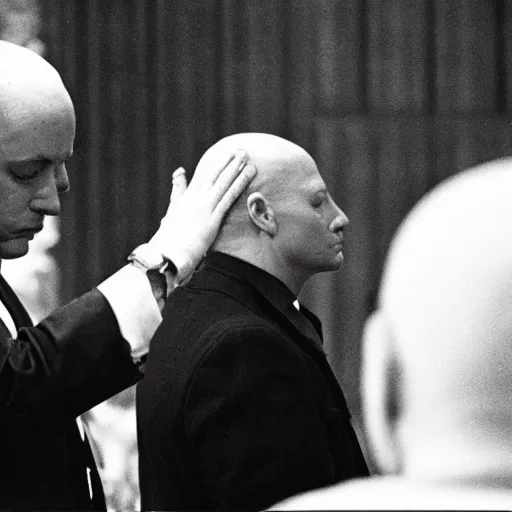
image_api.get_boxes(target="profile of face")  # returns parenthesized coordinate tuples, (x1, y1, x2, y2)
(267, 151, 348, 275)
(0, 42, 75, 259)
(203, 133, 349, 284)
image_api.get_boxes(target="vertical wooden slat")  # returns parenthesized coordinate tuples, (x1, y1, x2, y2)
(375, 118, 430, 265)
(367, 0, 429, 112)
(102, 0, 129, 275)
(284, 0, 316, 151)
(503, 0, 512, 113)
(154, 0, 219, 175)
(316, 0, 364, 114)
(125, 0, 152, 249)
(153, 0, 176, 214)
(80, 0, 105, 288)
(56, 0, 80, 300)
(435, 0, 498, 113)
(221, 0, 286, 135)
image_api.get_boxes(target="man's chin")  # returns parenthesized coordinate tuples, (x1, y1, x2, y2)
(0, 239, 30, 259)
(331, 251, 344, 269)
(314, 254, 344, 274)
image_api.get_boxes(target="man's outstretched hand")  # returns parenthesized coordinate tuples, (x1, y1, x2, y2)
(150, 150, 255, 283)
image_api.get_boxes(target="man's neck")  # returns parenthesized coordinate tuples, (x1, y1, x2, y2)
(213, 245, 306, 297)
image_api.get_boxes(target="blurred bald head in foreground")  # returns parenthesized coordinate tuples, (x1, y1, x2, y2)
(274, 159, 512, 510)
(197, 132, 348, 295)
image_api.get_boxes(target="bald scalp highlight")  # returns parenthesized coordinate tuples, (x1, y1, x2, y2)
(196, 133, 313, 226)
(0, 41, 72, 129)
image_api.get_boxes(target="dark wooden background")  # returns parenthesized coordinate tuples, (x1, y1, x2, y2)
(40, 0, 512, 421)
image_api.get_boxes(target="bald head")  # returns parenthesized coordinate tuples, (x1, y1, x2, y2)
(382, 160, 512, 406)
(197, 133, 347, 294)
(197, 133, 313, 203)
(0, 41, 74, 135)
(0, 40, 61, 83)
(366, 159, 512, 483)
(199, 133, 316, 243)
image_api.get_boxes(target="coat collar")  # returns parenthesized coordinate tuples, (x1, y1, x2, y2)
(196, 252, 325, 354)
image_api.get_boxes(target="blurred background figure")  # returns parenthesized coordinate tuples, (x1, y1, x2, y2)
(0, 0, 44, 53)
(272, 158, 512, 509)
(2, 217, 60, 320)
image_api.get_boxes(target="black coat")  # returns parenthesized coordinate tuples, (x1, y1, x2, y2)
(137, 252, 369, 511)
(0, 273, 142, 510)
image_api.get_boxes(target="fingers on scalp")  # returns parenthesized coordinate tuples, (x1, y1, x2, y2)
(214, 163, 257, 217)
(208, 151, 249, 206)
(214, 149, 247, 184)
(199, 152, 238, 189)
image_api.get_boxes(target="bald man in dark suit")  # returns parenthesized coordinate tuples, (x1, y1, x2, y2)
(138, 133, 369, 511)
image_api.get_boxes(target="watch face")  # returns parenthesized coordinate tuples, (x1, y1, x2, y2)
(133, 244, 166, 270)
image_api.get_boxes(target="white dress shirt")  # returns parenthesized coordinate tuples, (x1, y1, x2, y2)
(0, 298, 16, 338)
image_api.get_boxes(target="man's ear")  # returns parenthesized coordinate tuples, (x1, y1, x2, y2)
(247, 192, 277, 236)
(362, 310, 402, 475)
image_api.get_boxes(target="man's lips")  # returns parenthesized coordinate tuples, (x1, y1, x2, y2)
(14, 226, 44, 238)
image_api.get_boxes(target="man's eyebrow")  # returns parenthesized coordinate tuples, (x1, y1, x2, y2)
(11, 152, 73, 165)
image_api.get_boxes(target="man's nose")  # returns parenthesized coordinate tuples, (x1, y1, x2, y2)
(55, 163, 71, 194)
(29, 164, 70, 216)
(329, 199, 349, 233)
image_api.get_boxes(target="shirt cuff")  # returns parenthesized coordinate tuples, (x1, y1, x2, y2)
(97, 264, 162, 360)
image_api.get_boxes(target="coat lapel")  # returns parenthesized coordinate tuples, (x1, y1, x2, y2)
(264, 295, 325, 354)
(0, 273, 33, 329)
(194, 255, 353, 419)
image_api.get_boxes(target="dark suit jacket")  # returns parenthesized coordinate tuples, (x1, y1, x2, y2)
(0, 273, 142, 510)
(137, 252, 369, 511)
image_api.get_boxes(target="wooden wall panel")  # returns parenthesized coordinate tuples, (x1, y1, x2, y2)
(374, 118, 431, 264)
(367, 0, 430, 112)
(434, 116, 512, 182)
(146, 0, 221, 188)
(284, 0, 316, 151)
(220, 0, 286, 135)
(435, 0, 499, 113)
(316, 0, 364, 113)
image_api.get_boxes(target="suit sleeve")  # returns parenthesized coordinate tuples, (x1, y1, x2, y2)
(184, 325, 338, 511)
(0, 289, 141, 425)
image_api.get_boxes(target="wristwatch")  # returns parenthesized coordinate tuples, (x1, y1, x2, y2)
(128, 244, 178, 304)
(127, 243, 177, 276)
